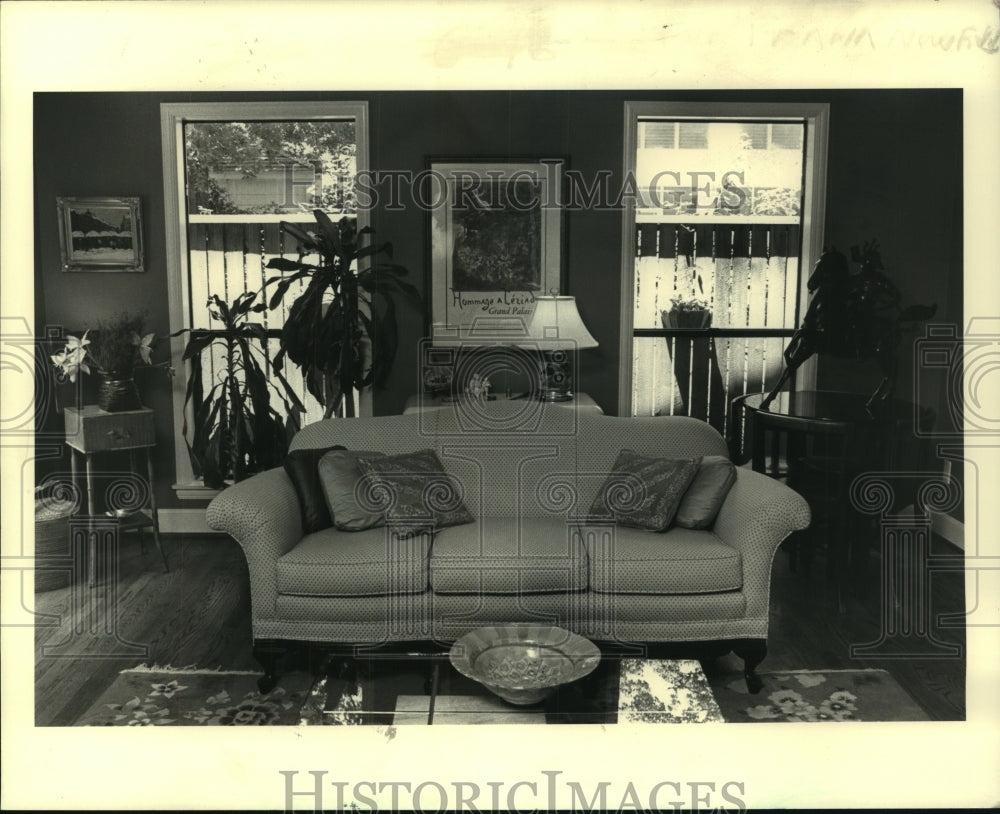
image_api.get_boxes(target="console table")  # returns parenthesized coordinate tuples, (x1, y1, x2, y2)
(64, 405, 168, 585)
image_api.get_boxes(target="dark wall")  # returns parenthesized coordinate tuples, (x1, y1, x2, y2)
(34, 89, 963, 511)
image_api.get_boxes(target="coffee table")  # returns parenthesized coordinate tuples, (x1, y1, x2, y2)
(301, 651, 723, 725)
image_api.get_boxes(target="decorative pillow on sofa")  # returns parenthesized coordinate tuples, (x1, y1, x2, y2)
(589, 449, 700, 532)
(317, 450, 387, 531)
(675, 455, 737, 529)
(355, 449, 474, 531)
(283, 445, 346, 533)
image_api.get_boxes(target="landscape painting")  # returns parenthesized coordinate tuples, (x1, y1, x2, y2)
(57, 196, 144, 272)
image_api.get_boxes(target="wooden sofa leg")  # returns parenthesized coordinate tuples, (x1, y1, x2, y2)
(253, 640, 288, 693)
(734, 639, 767, 694)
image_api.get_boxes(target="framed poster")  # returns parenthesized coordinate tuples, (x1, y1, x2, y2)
(429, 160, 563, 345)
(56, 195, 145, 272)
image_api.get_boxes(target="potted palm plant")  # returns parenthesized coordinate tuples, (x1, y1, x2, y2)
(265, 210, 421, 418)
(176, 291, 304, 488)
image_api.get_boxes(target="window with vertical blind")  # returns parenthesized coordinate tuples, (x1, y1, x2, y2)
(160, 102, 369, 493)
(620, 102, 829, 442)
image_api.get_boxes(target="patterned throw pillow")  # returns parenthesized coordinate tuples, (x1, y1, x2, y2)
(355, 449, 474, 531)
(589, 450, 700, 531)
(284, 445, 346, 533)
(674, 455, 737, 529)
(317, 450, 387, 532)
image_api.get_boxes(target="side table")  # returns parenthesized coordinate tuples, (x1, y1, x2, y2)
(64, 405, 168, 585)
(730, 390, 934, 609)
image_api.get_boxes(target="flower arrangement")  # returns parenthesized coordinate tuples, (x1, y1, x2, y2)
(51, 311, 166, 382)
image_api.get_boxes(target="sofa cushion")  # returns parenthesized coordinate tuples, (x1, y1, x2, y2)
(675, 455, 737, 529)
(588, 450, 699, 531)
(357, 449, 474, 531)
(283, 445, 346, 533)
(317, 449, 386, 531)
(276, 527, 431, 597)
(581, 524, 742, 594)
(430, 517, 588, 595)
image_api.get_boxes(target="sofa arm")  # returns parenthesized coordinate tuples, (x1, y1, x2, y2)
(206, 467, 304, 625)
(713, 468, 811, 620)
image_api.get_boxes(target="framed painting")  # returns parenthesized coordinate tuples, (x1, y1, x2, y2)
(429, 160, 563, 345)
(56, 196, 145, 272)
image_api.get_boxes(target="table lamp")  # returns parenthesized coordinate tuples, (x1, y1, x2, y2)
(520, 295, 598, 401)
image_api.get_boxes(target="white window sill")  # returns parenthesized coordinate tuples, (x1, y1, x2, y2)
(171, 481, 229, 501)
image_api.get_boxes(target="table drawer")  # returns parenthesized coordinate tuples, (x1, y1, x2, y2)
(65, 406, 155, 452)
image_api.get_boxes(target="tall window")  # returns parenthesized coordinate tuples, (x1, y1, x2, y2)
(620, 102, 828, 439)
(161, 102, 368, 492)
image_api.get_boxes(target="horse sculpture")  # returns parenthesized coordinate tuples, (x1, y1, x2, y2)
(761, 240, 936, 410)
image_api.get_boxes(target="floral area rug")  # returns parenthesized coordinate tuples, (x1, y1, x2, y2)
(709, 668, 929, 723)
(73, 666, 313, 726)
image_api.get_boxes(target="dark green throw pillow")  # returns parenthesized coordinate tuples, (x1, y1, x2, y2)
(589, 450, 700, 531)
(355, 449, 473, 531)
(675, 455, 737, 529)
(317, 450, 387, 532)
(283, 445, 346, 533)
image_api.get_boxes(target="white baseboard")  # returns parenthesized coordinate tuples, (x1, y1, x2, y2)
(158, 508, 223, 536)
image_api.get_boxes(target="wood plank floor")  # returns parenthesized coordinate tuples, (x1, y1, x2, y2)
(33, 530, 965, 726)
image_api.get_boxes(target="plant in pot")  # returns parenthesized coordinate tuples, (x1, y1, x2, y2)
(664, 295, 712, 329)
(663, 266, 711, 330)
(265, 210, 422, 418)
(50, 311, 168, 411)
(176, 291, 304, 488)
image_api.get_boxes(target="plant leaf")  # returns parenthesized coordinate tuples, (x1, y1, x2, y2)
(265, 257, 312, 272)
(278, 220, 318, 249)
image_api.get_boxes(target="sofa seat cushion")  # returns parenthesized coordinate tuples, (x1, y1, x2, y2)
(277, 527, 431, 597)
(581, 525, 742, 594)
(430, 517, 588, 595)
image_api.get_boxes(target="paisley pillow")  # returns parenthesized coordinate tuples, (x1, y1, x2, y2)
(356, 449, 473, 531)
(589, 450, 700, 531)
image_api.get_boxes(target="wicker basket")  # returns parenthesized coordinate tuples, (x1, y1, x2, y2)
(34, 492, 75, 591)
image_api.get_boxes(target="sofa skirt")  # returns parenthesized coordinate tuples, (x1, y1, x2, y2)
(266, 589, 749, 644)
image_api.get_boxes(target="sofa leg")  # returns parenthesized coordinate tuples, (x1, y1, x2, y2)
(253, 640, 288, 694)
(733, 639, 767, 694)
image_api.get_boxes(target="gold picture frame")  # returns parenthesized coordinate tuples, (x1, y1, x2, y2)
(56, 195, 145, 272)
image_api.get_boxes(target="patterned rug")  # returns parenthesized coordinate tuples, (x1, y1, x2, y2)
(709, 668, 930, 722)
(74, 666, 312, 726)
(74, 665, 929, 725)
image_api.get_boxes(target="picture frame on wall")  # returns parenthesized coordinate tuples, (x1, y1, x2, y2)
(428, 159, 563, 346)
(56, 196, 145, 272)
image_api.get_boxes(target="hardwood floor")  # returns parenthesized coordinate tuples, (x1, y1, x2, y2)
(33, 529, 966, 725)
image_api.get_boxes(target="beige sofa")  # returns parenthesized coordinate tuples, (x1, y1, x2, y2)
(207, 401, 810, 691)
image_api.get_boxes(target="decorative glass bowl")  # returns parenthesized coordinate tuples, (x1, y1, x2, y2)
(449, 624, 601, 705)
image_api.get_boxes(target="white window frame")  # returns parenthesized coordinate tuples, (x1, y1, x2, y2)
(618, 101, 829, 417)
(160, 101, 370, 496)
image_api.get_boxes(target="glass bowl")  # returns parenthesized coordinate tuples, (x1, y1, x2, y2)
(448, 624, 601, 705)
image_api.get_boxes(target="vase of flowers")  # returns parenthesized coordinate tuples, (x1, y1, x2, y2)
(50, 312, 166, 412)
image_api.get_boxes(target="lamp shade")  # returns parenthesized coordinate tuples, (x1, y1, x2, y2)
(521, 295, 598, 350)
